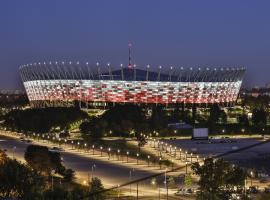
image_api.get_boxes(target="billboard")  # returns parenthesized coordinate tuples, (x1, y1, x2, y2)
(192, 128, 208, 140)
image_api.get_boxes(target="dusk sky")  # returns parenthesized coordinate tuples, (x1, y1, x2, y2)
(1, 0, 270, 89)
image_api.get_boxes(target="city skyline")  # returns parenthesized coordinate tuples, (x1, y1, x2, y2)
(1, 0, 270, 89)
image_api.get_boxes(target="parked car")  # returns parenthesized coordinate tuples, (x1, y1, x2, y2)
(230, 193, 241, 200)
(247, 186, 259, 194)
(175, 188, 193, 196)
(50, 147, 64, 152)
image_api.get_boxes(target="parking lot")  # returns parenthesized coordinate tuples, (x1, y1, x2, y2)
(166, 136, 270, 174)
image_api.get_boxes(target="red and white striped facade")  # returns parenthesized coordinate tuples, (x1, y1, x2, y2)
(23, 80, 242, 104)
(20, 62, 245, 106)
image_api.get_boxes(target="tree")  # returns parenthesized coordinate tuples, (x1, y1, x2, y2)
(238, 114, 249, 127)
(24, 145, 63, 176)
(150, 106, 167, 131)
(89, 177, 105, 200)
(80, 118, 107, 141)
(191, 158, 247, 200)
(208, 104, 222, 125)
(184, 173, 193, 187)
(0, 149, 7, 164)
(0, 158, 45, 199)
(62, 168, 75, 183)
(43, 186, 69, 200)
(135, 132, 147, 152)
(4, 107, 89, 133)
(252, 108, 267, 130)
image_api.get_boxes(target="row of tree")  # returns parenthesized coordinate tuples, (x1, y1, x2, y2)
(0, 147, 105, 199)
(79, 104, 269, 141)
(3, 107, 89, 133)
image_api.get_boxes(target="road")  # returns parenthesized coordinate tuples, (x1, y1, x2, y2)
(0, 133, 191, 199)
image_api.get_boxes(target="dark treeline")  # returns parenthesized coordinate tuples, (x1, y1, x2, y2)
(3, 107, 89, 133)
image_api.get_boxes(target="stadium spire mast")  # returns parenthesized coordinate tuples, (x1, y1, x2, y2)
(128, 42, 133, 69)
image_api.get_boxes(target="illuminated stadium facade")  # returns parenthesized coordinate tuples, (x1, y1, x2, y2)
(20, 62, 245, 108)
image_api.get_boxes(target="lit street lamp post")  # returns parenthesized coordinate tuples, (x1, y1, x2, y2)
(164, 168, 168, 200)
(12, 146, 16, 159)
(91, 164, 96, 179)
(108, 148, 111, 160)
(117, 149, 120, 161)
(92, 145, 95, 155)
(77, 142, 80, 151)
(250, 171, 253, 187)
(185, 162, 188, 174)
(126, 151, 129, 163)
(100, 146, 103, 156)
(136, 153, 139, 165)
(179, 148, 182, 160)
(147, 155, 150, 167)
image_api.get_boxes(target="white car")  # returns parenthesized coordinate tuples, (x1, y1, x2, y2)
(175, 188, 193, 196)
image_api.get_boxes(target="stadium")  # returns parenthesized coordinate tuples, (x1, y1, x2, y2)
(20, 62, 245, 108)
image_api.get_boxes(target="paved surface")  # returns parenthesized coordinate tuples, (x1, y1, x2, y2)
(0, 134, 156, 187)
(0, 133, 190, 198)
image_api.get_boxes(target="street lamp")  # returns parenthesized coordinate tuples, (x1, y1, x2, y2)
(91, 164, 96, 179)
(185, 162, 188, 174)
(147, 155, 150, 167)
(164, 168, 168, 200)
(126, 151, 129, 163)
(108, 148, 111, 160)
(179, 148, 182, 160)
(58, 138, 61, 147)
(117, 149, 121, 160)
(185, 151, 188, 161)
(190, 153, 193, 163)
(196, 155, 199, 162)
(250, 171, 253, 186)
(159, 157, 162, 169)
(136, 153, 139, 164)
(100, 146, 103, 156)
(174, 146, 177, 157)
(12, 146, 16, 159)
(92, 145, 95, 155)
(84, 143, 87, 152)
